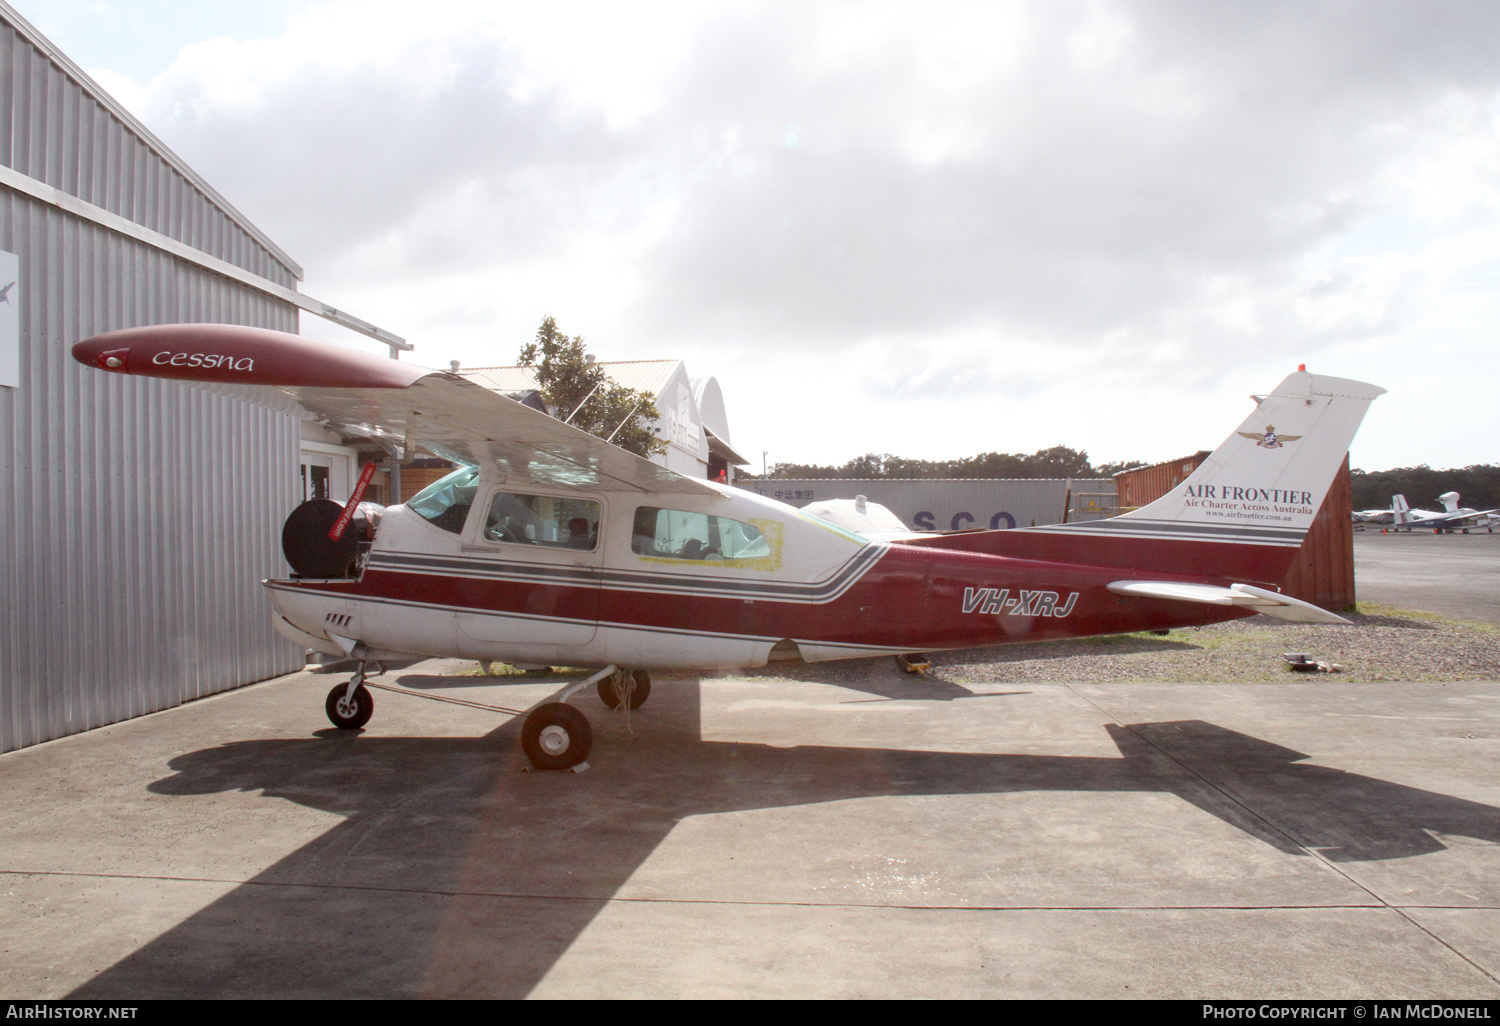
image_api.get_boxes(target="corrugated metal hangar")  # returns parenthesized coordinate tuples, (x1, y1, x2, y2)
(0, 4, 399, 753)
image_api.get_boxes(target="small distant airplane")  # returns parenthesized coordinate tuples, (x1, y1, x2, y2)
(0, 281, 15, 303)
(71, 325, 1385, 771)
(1353, 495, 1411, 526)
(1353, 494, 1440, 527)
(1392, 492, 1500, 534)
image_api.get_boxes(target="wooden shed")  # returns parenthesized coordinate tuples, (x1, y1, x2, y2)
(1114, 454, 1355, 611)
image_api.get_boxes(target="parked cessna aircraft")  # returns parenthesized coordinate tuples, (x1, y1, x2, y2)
(1392, 492, 1500, 533)
(73, 325, 1384, 770)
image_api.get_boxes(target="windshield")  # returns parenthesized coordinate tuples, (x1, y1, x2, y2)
(407, 464, 480, 534)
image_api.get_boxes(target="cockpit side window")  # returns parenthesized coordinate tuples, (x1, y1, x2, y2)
(484, 492, 602, 550)
(631, 506, 771, 561)
(407, 465, 481, 534)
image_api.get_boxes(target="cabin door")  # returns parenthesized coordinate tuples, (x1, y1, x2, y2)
(455, 488, 603, 651)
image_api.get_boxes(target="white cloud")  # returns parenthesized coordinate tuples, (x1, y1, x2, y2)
(61, 0, 1500, 469)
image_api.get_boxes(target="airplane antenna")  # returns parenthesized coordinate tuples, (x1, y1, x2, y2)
(606, 398, 645, 443)
(563, 382, 603, 424)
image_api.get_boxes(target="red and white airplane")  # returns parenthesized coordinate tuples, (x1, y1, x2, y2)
(73, 325, 1384, 770)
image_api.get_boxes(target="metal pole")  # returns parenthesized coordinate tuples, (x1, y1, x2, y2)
(606, 399, 645, 443)
(564, 381, 603, 424)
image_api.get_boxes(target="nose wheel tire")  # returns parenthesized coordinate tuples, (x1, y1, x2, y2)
(521, 702, 593, 771)
(597, 669, 651, 710)
(325, 683, 374, 729)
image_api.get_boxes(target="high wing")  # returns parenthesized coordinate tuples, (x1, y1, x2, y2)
(72, 323, 715, 495)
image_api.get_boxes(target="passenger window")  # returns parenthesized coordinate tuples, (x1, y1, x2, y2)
(631, 506, 771, 561)
(407, 465, 480, 534)
(484, 492, 602, 550)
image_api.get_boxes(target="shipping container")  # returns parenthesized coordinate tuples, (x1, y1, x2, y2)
(1115, 454, 1355, 610)
(1114, 452, 1211, 512)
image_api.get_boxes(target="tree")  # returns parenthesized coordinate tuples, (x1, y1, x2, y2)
(750, 445, 1117, 480)
(518, 317, 667, 459)
(1350, 464, 1500, 511)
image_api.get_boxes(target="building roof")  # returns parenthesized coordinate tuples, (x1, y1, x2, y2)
(0, 1, 304, 279)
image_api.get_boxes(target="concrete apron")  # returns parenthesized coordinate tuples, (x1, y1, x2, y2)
(1, 661, 1497, 999)
(1353, 532, 1500, 626)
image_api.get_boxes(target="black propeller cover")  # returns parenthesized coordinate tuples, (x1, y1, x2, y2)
(282, 499, 380, 579)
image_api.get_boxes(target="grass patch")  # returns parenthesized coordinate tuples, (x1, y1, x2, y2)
(1352, 602, 1500, 634)
(457, 661, 527, 677)
(929, 610, 1500, 684)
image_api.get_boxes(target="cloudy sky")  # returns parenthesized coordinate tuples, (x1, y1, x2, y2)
(24, 0, 1500, 473)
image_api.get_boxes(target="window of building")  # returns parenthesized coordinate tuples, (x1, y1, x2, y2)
(631, 506, 771, 561)
(407, 464, 481, 534)
(485, 492, 602, 550)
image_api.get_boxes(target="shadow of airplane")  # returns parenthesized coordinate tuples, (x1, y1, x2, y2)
(69, 679, 1500, 999)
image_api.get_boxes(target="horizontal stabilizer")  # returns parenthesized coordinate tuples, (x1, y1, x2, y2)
(1106, 580, 1351, 624)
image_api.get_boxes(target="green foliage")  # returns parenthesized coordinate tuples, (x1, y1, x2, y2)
(755, 444, 1111, 480)
(1350, 464, 1500, 511)
(518, 317, 667, 459)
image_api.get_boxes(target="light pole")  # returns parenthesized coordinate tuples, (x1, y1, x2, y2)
(762, 450, 768, 477)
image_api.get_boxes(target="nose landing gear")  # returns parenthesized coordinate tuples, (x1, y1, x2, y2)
(326, 681, 374, 729)
(325, 658, 375, 729)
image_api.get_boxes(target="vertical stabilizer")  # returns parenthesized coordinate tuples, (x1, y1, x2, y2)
(899, 369, 1384, 584)
(1393, 494, 1411, 525)
(1089, 371, 1384, 549)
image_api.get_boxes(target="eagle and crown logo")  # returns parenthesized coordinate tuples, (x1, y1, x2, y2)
(1237, 425, 1301, 449)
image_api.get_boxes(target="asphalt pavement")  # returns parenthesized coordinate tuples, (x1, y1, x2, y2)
(1, 660, 1497, 999)
(1354, 531, 1500, 625)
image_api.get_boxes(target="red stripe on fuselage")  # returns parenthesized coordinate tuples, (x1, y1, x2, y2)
(277, 543, 1251, 652)
(901, 529, 1297, 587)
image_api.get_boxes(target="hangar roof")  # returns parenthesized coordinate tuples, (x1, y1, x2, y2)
(1, 2, 303, 279)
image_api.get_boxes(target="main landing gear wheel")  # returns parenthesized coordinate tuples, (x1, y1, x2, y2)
(325, 683, 373, 729)
(597, 669, 651, 710)
(521, 702, 593, 771)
